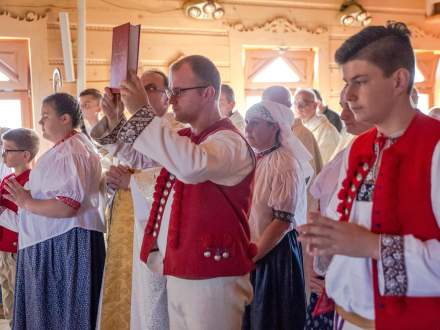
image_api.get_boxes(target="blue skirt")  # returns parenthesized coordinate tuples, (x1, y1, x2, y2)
(13, 227, 105, 330)
(243, 230, 306, 330)
(305, 292, 334, 330)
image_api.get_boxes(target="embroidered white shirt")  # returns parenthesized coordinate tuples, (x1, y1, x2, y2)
(325, 140, 440, 320)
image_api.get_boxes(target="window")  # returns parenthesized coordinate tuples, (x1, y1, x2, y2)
(0, 39, 32, 128)
(244, 49, 315, 110)
(0, 99, 22, 128)
(252, 57, 301, 83)
(0, 70, 10, 82)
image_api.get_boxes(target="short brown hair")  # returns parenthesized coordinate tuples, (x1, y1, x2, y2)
(79, 88, 102, 100)
(335, 21, 415, 94)
(171, 55, 221, 99)
(221, 84, 235, 102)
(2, 128, 40, 160)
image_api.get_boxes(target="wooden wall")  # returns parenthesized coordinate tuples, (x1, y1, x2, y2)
(1, 0, 440, 130)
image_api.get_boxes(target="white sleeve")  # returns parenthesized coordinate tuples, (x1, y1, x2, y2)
(309, 150, 345, 213)
(132, 116, 254, 186)
(42, 153, 100, 207)
(378, 141, 440, 296)
(0, 208, 19, 232)
(103, 142, 157, 169)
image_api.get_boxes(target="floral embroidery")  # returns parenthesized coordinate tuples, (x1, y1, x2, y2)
(381, 235, 407, 296)
(94, 117, 127, 146)
(246, 103, 275, 123)
(117, 106, 155, 145)
(273, 209, 295, 223)
(356, 181, 375, 202)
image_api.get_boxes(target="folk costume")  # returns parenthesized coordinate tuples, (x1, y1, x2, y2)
(112, 104, 256, 330)
(324, 112, 440, 330)
(243, 101, 313, 330)
(12, 132, 106, 330)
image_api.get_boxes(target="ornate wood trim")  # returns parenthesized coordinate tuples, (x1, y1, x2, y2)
(0, 8, 50, 22)
(225, 16, 327, 34)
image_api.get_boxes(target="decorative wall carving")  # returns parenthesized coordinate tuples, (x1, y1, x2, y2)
(225, 17, 327, 34)
(0, 7, 50, 22)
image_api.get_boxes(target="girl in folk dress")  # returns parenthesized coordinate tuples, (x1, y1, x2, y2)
(243, 101, 314, 330)
(5, 93, 106, 330)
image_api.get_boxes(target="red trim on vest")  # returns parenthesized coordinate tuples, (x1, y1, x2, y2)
(139, 118, 257, 279)
(342, 112, 440, 330)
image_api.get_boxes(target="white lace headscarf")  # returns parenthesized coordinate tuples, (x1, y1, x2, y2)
(245, 100, 314, 180)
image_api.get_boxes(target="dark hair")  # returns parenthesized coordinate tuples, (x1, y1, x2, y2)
(335, 21, 415, 94)
(171, 55, 221, 99)
(43, 93, 90, 139)
(143, 69, 169, 88)
(2, 128, 40, 160)
(79, 88, 102, 100)
(311, 89, 323, 102)
(221, 84, 235, 103)
(262, 85, 292, 108)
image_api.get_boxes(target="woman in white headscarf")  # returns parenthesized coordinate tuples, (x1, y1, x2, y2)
(242, 100, 312, 330)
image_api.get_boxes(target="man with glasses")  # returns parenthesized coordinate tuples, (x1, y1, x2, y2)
(91, 69, 175, 330)
(101, 55, 255, 329)
(294, 88, 340, 164)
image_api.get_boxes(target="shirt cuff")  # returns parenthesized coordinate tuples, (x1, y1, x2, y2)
(272, 209, 295, 223)
(56, 196, 81, 211)
(379, 234, 408, 296)
(117, 106, 156, 145)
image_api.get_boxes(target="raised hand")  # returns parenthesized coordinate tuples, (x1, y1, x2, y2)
(3, 178, 32, 209)
(101, 87, 125, 129)
(120, 71, 151, 115)
(298, 211, 380, 259)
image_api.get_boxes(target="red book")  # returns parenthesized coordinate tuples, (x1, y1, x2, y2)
(110, 22, 141, 93)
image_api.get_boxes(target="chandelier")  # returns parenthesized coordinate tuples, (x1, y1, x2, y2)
(339, 0, 372, 26)
(184, 0, 225, 20)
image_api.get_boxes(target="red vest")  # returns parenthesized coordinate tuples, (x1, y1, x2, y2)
(140, 118, 256, 279)
(343, 112, 440, 330)
(0, 169, 30, 253)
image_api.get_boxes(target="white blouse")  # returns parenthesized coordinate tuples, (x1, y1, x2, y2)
(248, 146, 307, 241)
(18, 133, 105, 249)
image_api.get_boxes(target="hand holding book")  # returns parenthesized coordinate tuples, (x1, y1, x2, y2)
(120, 70, 151, 115)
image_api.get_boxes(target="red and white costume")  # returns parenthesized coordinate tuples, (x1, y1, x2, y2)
(325, 112, 440, 330)
(117, 106, 256, 329)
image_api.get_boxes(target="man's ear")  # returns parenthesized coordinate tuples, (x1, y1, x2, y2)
(392, 68, 411, 96)
(204, 86, 216, 101)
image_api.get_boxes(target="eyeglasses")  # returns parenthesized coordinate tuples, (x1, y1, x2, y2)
(144, 85, 167, 95)
(165, 85, 209, 99)
(1, 149, 26, 157)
